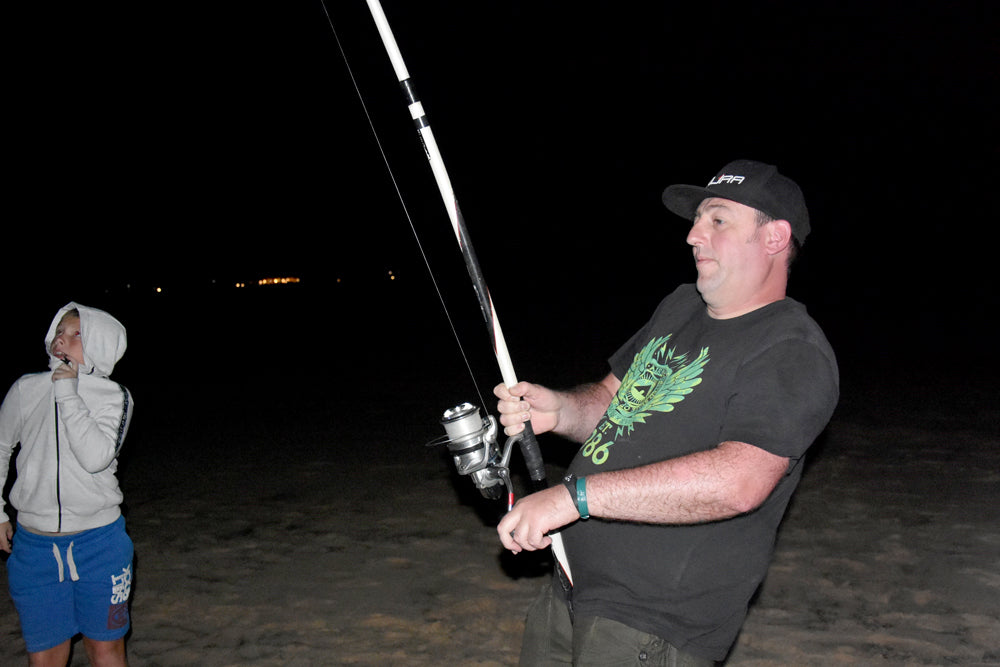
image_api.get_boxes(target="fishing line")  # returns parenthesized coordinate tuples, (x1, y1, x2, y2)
(320, 0, 487, 410)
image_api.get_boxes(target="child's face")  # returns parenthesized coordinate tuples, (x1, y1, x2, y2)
(51, 315, 84, 365)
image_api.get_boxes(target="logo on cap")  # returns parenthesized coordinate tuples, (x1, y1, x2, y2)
(708, 174, 745, 186)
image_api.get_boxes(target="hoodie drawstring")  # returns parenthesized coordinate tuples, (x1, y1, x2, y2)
(51, 541, 80, 582)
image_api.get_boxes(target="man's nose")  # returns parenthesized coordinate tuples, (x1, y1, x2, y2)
(687, 221, 705, 247)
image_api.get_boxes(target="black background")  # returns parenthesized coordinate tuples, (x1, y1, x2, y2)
(5, 1, 997, 405)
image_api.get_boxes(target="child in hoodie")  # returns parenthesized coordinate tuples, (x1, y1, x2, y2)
(0, 303, 134, 666)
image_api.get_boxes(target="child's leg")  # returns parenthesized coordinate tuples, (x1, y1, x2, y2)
(27, 639, 71, 667)
(83, 636, 128, 667)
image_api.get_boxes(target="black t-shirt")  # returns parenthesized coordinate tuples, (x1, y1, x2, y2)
(563, 284, 839, 661)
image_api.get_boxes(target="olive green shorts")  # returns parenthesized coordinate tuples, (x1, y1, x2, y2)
(518, 581, 716, 667)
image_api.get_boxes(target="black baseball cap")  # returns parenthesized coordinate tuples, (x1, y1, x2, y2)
(662, 160, 811, 244)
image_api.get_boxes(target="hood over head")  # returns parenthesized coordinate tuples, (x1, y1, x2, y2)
(45, 302, 128, 377)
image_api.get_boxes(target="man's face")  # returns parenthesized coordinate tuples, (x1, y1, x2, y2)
(686, 198, 770, 312)
(51, 315, 84, 365)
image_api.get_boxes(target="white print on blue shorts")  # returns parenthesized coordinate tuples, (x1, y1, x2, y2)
(108, 564, 132, 629)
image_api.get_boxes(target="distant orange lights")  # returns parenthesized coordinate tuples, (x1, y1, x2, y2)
(257, 277, 301, 286)
(233, 277, 301, 288)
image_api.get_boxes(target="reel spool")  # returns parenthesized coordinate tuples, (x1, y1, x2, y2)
(429, 402, 519, 501)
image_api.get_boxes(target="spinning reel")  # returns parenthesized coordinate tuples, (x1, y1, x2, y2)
(428, 402, 522, 506)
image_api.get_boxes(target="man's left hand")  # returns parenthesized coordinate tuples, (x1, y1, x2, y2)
(497, 485, 580, 554)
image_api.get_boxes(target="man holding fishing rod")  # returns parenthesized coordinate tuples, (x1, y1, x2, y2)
(495, 160, 839, 665)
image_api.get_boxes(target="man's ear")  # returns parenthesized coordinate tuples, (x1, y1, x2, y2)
(765, 219, 793, 255)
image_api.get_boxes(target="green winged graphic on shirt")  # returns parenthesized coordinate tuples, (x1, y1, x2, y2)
(581, 336, 710, 465)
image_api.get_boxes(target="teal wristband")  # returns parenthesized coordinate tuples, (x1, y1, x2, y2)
(575, 476, 590, 520)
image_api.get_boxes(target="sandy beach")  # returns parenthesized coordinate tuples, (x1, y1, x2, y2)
(0, 288, 997, 666)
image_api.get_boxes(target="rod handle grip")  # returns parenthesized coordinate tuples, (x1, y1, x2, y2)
(518, 421, 548, 490)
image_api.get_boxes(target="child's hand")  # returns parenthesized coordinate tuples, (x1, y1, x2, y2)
(52, 358, 78, 382)
(0, 522, 12, 553)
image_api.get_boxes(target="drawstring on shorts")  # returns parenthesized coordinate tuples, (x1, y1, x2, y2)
(51, 542, 79, 582)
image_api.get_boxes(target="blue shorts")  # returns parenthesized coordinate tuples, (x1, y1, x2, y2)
(7, 516, 133, 653)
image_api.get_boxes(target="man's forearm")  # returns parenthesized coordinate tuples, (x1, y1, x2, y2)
(585, 441, 790, 524)
(552, 377, 617, 443)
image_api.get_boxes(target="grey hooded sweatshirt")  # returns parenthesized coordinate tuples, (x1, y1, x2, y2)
(0, 302, 133, 533)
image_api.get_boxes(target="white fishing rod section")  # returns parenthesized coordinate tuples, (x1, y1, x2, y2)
(363, 0, 572, 583)
(364, 0, 515, 383)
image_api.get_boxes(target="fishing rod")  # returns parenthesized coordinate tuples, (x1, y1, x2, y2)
(357, 0, 572, 583)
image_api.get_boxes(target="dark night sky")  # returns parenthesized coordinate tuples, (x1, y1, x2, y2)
(6, 1, 998, 392)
